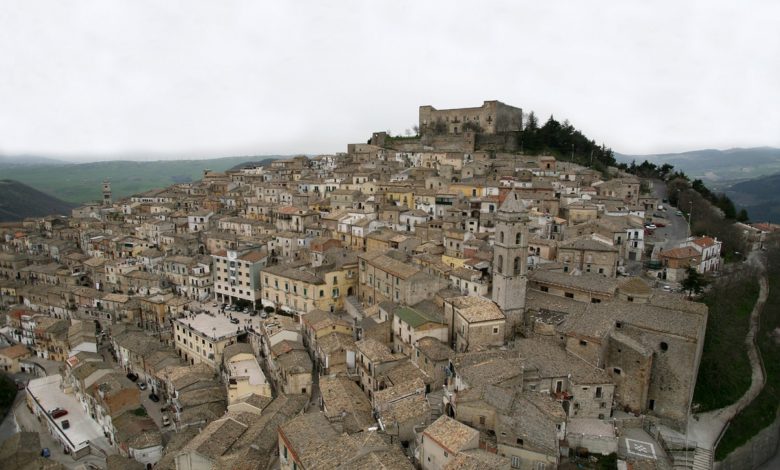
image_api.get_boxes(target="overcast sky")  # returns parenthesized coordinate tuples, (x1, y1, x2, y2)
(1, 1, 778, 161)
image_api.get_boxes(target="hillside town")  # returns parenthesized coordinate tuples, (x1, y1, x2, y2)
(2, 100, 753, 470)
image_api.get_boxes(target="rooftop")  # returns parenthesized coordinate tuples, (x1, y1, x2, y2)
(176, 313, 245, 341)
(26, 375, 104, 453)
(447, 295, 505, 323)
(423, 415, 479, 454)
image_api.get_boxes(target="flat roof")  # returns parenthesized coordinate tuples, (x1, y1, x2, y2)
(26, 375, 104, 452)
(228, 358, 268, 386)
(176, 313, 244, 340)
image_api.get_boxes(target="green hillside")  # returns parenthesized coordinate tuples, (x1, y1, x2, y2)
(1, 156, 278, 204)
(616, 147, 780, 182)
(723, 172, 780, 223)
(0, 179, 76, 222)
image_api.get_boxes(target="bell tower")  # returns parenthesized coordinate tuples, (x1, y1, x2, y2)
(102, 180, 112, 206)
(491, 189, 529, 334)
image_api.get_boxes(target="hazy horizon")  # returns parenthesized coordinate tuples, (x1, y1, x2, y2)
(3, 145, 780, 165)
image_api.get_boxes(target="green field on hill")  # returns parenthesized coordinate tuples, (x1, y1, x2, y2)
(1, 156, 275, 204)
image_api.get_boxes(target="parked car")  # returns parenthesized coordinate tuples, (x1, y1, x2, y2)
(249, 311, 258, 317)
(61, 419, 70, 430)
(676, 210, 683, 216)
(655, 222, 666, 227)
(41, 448, 51, 458)
(138, 382, 147, 390)
(645, 223, 657, 230)
(162, 414, 171, 426)
(126, 372, 139, 382)
(149, 393, 160, 402)
(49, 408, 68, 419)
(230, 317, 240, 325)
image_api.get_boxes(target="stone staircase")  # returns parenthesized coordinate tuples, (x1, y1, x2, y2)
(426, 390, 444, 422)
(692, 447, 713, 470)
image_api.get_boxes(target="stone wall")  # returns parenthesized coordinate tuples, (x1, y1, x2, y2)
(716, 411, 780, 470)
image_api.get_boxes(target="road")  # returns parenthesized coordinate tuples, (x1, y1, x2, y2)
(687, 247, 769, 461)
(647, 179, 690, 256)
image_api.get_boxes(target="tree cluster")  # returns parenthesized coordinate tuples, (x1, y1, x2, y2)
(518, 113, 617, 174)
(670, 181, 748, 259)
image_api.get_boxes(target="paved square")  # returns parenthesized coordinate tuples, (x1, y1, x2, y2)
(625, 438, 657, 459)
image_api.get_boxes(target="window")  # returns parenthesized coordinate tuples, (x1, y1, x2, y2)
(479, 416, 485, 425)
(517, 438, 524, 446)
(596, 386, 602, 398)
(579, 340, 587, 346)
(493, 326, 499, 334)
(613, 367, 622, 375)
(591, 298, 601, 303)
(511, 456, 521, 468)
(516, 233, 522, 245)
(649, 399, 655, 410)
(565, 292, 574, 298)
(540, 286, 548, 292)
(660, 341, 669, 351)
(496, 255, 503, 274)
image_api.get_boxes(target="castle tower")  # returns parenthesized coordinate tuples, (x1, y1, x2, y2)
(491, 189, 529, 335)
(102, 180, 112, 206)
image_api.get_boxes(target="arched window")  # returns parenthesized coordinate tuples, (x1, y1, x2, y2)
(499, 232, 505, 244)
(514, 257, 521, 274)
(496, 255, 503, 274)
(515, 233, 522, 245)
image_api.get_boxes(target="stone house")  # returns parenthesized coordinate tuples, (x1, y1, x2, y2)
(557, 234, 619, 277)
(222, 343, 271, 404)
(358, 250, 448, 306)
(412, 337, 454, 391)
(390, 305, 449, 357)
(419, 415, 480, 470)
(269, 340, 313, 396)
(354, 338, 406, 399)
(444, 296, 506, 352)
(0, 344, 31, 373)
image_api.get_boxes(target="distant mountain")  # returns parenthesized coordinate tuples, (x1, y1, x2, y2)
(0, 179, 76, 222)
(0, 155, 70, 167)
(616, 147, 780, 182)
(723, 172, 780, 223)
(2, 155, 280, 204)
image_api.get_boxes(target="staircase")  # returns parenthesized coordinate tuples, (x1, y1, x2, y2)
(426, 390, 444, 422)
(692, 447, 713, 470)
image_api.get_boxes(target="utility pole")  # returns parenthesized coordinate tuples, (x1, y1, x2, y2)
(688, 201, 693, 238)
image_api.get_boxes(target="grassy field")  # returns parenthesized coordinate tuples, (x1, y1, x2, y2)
(716, 252, 780, 460)
(692, 269, 760, 412)
(1, 156, 276, 204)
